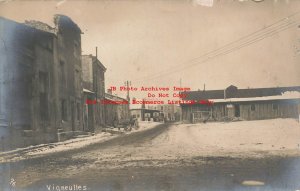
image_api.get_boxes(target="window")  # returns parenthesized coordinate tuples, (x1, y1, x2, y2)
(40, 93, 48, 121)
(39, 71, 48, 93)
(39, 72, 49, 121)
(61, 99, 67, 121)
(272, 104, 278, 110)
(60, 61, 66, 88)
(73, 41, 80, 58)
(47, 40, 53, 51)
(77, 103, 80, 120)
(250, 104, 256, 111)
(75, 69, 80, 91)
(40, 38, 53, 52)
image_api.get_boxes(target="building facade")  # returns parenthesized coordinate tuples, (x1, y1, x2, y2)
(0, 15, 84, 150)
(148, 104, 181, 122)
(104, 92, 130, 127)
(130, 108, 161, 122)
(82, 54, 106, 132)
(181, 85, 300, 123)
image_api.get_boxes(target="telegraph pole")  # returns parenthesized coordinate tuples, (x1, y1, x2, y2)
(124, 81, 131, 119)
(125, 80, 131, 102)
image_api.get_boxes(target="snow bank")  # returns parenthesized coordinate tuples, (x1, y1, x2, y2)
(144, 118, 300, 158)
(0, 121, 162, 163)
(212, 91, 300, 103)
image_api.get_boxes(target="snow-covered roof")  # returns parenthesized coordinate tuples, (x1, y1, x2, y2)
(105, 93, 127, 101)
(211, 91, 300, 103)
(83, 88, 95, 94)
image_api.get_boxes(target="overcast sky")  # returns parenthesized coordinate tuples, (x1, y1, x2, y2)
(1, 0, 300, 99)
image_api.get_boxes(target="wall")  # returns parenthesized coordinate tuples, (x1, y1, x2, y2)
(82, 55, 106, 131)
(181, 99, 300, 123)
(105, 98, 130, 127)
(0, 18, 58, 150)
(239, 100, 299, 120)
(55, 15, 83, 133)
(0, 16, 84, 150)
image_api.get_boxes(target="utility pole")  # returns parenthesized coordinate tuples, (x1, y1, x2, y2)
(95, 46, 98, 58)
(125, 81, 131, 120)
(125, 80, 131, 102)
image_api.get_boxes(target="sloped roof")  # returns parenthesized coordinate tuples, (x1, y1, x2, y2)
(184, 90, 224, 100)
(211, 91, 300, 103)
(105, 93, 127, 101)
(182, 85, 300, 101)
(83, 88, 95, 94)
(82, 54, 107, 72)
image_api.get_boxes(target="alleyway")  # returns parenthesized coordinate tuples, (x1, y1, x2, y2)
(1, 119, 300, 191)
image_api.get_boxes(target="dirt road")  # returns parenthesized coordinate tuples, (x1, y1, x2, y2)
(1, 119, 300, 191)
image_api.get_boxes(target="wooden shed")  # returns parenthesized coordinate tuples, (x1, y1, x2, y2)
(181, 85, 300, 123)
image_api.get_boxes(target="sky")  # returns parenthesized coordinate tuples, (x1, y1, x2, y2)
(0, 0, 300, 99)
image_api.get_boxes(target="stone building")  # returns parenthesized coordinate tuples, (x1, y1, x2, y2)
(82, 54, 106, 132)
(0, 15, 84, 150)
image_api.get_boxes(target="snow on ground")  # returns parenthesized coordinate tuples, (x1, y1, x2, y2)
(79, 118, 300, 170)
(0, 121, 161, 163)
(145, 118, 300, 159)
(1, 119, 299, 165)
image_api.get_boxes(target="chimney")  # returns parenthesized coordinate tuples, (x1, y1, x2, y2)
(96, 46, 98, 59)
(204, 84, 206, 91)
(224, 89, 226, 99)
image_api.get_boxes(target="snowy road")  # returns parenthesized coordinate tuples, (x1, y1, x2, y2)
(1, 119, 300, 191)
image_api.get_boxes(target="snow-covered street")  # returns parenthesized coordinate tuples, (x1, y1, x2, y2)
(2, 119, 300, 190)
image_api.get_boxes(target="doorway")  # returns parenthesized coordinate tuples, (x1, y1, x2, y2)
(234, 104, 240, 117)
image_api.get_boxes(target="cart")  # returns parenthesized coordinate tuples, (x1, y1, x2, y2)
(113, 117, 139, 131)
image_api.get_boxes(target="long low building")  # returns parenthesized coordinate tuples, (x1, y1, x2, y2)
(180, 85, 300, 123)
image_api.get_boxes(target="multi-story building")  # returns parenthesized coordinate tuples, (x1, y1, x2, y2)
(82, 54, 106, 132)
(0, 15, 83, 150)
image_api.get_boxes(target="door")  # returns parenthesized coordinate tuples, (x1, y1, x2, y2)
(234, 104, 240, 117)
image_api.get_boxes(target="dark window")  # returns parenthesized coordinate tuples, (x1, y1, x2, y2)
(47, 40, 53, 51)
(61, 99, 67, 121)
(60, 61, 66, 88)
(75, 69, 80, 91)
(39, 71, 48, 93)
(74, 41, 80, 58)
(39, 72, 49, 121)
(273, 104, 278, 110)
(250, 104, 256, 111)
(234, 104, 240, 117)
(40, 93, 48, 121)
(77, 103, 80, 120)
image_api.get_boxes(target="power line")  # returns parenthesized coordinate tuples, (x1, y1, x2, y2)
(134, 21, 299, 83)
(133, 18, 298, 83)
(131, 11, 300, 83)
